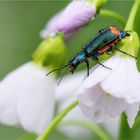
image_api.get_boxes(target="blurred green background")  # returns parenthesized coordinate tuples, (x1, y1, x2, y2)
(0, 0, 139, 140)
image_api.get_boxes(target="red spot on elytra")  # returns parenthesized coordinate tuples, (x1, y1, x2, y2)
(109, 26, 119, 35)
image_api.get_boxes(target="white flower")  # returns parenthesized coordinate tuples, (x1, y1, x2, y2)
(55, 71, 119, 139)
(0, 62, 55, 134)
(77, 54, 140, 127)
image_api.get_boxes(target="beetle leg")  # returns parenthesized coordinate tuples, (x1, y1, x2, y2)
(104, 45, 114, 55)
(107, 45, 114, 51)
(105, 47, 113, 55)
(85, 59, 90, 76)
(92, 56, 112, 70)
(94, 56, 99, 61)
(114, 48, 137, 59)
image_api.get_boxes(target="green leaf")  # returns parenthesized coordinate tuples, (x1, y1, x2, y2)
(119, 112, 140, 140)
(119, 113, 132, 140)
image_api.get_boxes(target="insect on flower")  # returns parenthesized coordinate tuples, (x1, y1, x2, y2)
(47, 26, 137, 85)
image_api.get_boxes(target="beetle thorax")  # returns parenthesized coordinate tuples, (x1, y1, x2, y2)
(69, 51, 86, 73)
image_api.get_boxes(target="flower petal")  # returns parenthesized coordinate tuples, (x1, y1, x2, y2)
(40, 11, 62, 38)
(80, 54, 121, 89)
(0, 63, 34, 125)
(77, 84, 127, 122)
(0, 62, 55, 134)
(55, 71, 86, 104)
(101, 57, 140, 103)
(17, 62, 55, 134)
(57, 0, 95, 34)
(125, 103, 139, 128)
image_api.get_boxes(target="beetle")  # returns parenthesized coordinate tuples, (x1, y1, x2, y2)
(47, 26, 136, 85)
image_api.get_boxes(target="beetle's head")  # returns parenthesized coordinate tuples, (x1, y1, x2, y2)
(69, 64, 76, 74)
(120, 31, 130, 39)
(68, 58, 79, 74)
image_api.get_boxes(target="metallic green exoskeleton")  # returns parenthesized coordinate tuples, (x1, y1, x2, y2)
(47, 26, 136, 85)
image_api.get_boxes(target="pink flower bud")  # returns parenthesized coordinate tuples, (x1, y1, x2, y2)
(41, 0, 96, 39)
(57, 0, 96, 34)
(40, 11, 62, 38)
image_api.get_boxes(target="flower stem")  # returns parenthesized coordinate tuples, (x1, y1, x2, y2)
(125, 0, 140, 30)
(61, 120, 112, 140)
(87, 0, 107, 10)
(99, 9, 126, 26)
(36, 101, 78, 140)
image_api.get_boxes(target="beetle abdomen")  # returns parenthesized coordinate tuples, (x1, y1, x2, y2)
(97, 37, 120, 54)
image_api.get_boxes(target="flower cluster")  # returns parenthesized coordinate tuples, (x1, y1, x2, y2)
(0, 0, 140, 140)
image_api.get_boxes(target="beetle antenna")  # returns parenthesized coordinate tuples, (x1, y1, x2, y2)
(57, 67, 69, 86)
(114, 48, 137, 59)
(46, 64, 69, 76)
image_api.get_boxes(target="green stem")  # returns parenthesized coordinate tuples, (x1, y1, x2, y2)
(36, 101, 78, 140)
(87, 0, 107, 10)
(99, 9, 126, 26)
(61, 120, 112, 140)
(125, 0, 140, 30)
